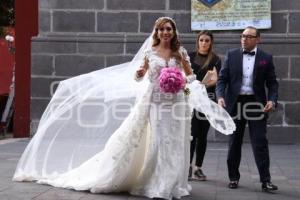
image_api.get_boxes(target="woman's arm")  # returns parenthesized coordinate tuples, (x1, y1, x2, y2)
(135, 57, 149, 81)
(182, 58, 193, 76)
(182, 57, 196, 84)
(180, 47, 196, 83)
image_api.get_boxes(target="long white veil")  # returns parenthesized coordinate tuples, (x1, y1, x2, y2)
(13, 35, 153, 180)
(13, 20, 235, 182)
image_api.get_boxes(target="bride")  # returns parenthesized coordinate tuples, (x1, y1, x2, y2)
(13, 17, 235, 200)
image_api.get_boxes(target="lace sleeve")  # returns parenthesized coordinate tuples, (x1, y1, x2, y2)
(179, 46, 195, 83)
(144, 49, 151, 63)
(135, 50, 150, 82)
(180, 46, 191, 66)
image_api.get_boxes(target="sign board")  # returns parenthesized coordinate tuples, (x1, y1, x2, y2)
(191, 0, 271, 30)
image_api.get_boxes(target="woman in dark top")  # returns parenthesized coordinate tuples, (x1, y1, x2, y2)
(188, 30, 221, 181)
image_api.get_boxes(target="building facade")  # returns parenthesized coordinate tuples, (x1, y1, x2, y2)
(31, 0, 300, 143)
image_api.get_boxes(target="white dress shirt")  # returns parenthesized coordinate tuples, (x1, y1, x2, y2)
(239, 47, 257, 95)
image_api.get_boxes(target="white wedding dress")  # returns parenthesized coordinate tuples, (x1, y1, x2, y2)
(16, 48, 192, 199)
(130, 48, 192, 198)
(13, 40, 235, 199)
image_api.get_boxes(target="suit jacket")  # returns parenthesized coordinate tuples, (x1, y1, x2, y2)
(216, 48, 279, 115)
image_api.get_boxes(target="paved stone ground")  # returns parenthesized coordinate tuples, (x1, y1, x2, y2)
(1, 138, 300, 200)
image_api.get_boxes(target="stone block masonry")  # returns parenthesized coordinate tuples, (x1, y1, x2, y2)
(31, 0, 300, 143)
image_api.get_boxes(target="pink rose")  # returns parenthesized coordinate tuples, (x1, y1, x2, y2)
(159, 67, 185, 93)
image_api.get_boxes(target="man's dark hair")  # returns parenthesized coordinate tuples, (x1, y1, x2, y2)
(245, 26, 260, 37)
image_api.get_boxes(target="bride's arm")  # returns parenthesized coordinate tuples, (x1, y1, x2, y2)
(180, 47, 196, 83)
(135, 57, 149, 81)
(182, 58, 193, 76)
(182, 60, 196, 83)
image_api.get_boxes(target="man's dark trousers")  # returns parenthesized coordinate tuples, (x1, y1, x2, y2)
(227, 95, 270, 183)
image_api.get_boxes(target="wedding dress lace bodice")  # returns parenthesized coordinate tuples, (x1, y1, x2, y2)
(145, 47, 191, 83)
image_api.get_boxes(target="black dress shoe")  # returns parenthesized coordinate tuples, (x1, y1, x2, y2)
(228, 180, 239, 189)
(262, 182, 278, 192)
(194, 169, 207, 181)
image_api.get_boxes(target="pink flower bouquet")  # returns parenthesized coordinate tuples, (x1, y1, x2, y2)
(159, 67, 185, 93)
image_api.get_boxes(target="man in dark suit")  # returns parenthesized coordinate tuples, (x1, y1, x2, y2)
(216, 26, 279, 192)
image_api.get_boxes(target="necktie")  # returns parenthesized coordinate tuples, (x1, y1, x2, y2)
(243, 51, 255, 56)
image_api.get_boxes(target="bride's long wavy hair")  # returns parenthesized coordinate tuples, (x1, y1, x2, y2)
(152, 17, 182, 63)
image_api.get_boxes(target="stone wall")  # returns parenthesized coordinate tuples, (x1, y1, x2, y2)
(31, 0, 300, 143)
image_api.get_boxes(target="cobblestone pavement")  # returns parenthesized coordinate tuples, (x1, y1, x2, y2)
(1, 139, 300, 200)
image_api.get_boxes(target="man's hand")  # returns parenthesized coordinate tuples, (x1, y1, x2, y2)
(263, 101, 275, 113)
(218, 98, 226, 108)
